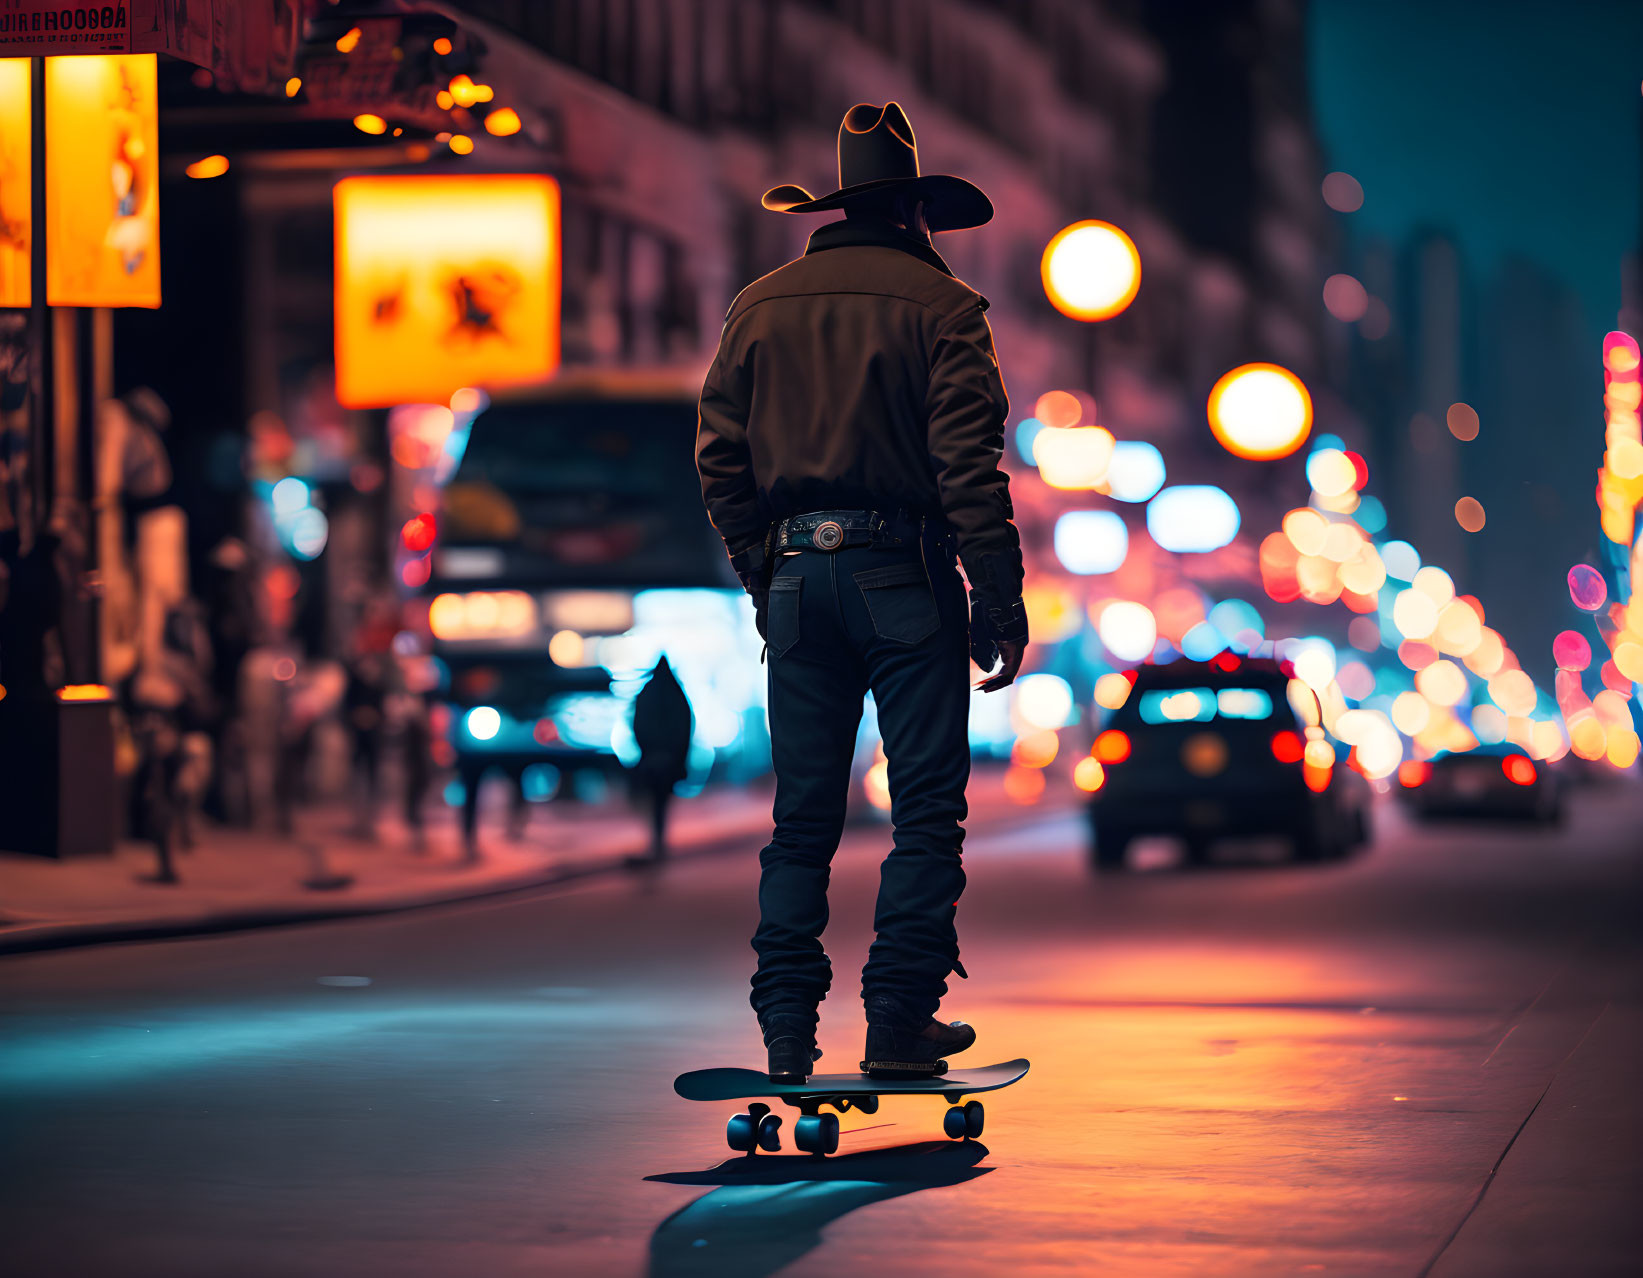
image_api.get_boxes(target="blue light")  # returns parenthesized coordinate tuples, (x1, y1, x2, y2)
(1147, 485, 1240, 553)
(1381, 540, 1420, 581)
(1105, 441, 1166, 503)
(284, 507, 328, 560)
(1311, 433, 1344, 453)
(1014, 417, 1046, 465)
(1355, 494, 1387, 534)
(1053, 510, 1128, 575)
(1180, 621, 1227, 661)
(521, 763, 561, 802)
(465, 706, 502, 741)
(1208, 598, 1265, 644)
(271, 476, 309, 517)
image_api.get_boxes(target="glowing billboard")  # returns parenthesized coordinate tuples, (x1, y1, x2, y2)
(333, 174, 561, 409)
(44, 53, 159, 307)
(0, 58, 27, 307)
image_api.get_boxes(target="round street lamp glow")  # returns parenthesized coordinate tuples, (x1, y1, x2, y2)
(1041, 220, 1141, 322)
(1207, 363, 1314, 460)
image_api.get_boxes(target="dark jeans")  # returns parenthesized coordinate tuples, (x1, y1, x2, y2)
(750, 538, 971, 1036)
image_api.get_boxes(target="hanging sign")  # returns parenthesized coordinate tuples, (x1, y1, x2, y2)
(333, 174, 561, 409)
(0, 4, 134, 57)
(44, 52, 160, 307)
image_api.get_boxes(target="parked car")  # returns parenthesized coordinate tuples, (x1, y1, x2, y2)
(1398, 742, 1562, 824)
(1088, 656, 1371, 870)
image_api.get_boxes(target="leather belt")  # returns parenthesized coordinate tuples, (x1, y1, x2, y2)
(773, 509, 950, 553)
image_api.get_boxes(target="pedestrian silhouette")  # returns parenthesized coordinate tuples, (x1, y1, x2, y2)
(629, 656, 693, 863)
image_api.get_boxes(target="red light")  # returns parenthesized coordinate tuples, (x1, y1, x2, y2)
(402, 513, 437, 552)
(1398, 760, 1431, 788)
(400, 557, 431, 588)
(1344, 450, 1369, 490)
(1210, 650, 1242, 672)
(1303, 762, 1332, 793)
(1502, 755, 1537, 786)
(1093, 729, 1131, 764)
(1271, 730, 1305, 764)
(533, 719, 559, 745)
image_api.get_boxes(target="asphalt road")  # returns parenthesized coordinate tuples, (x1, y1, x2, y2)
(3, 781, 1641, 1278)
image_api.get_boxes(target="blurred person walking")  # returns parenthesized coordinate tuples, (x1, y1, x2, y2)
(627, 655, 694, 863)
(697, 103, 1028, 1082)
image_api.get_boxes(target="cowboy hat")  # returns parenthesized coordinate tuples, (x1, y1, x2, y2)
(762, 102, 992, 232)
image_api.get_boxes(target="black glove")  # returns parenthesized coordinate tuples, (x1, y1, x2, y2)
(730, 535, 774, 640)
(970, 596, 1028, 671)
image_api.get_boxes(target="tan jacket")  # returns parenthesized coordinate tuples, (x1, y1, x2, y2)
(696, 219, 1024, 611)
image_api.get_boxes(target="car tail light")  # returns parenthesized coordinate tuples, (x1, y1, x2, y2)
(1502, 755, 1537, 786)
(1093, 729, 1131, 764)
(1398, 760, 1431, 788)
(1270, 730, 1304, 763)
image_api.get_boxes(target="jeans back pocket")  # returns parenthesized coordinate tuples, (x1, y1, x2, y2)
(766, 574, 803, 657)
(853, 560, 940, 644)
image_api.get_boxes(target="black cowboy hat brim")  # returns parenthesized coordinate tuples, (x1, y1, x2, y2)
(761, 173, 993, 232)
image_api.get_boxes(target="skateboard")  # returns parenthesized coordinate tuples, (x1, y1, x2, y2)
(673, 1058, 1029, 1156)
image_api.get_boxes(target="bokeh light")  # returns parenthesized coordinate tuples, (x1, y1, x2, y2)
(1567, 564, 1607, 610)
(1015, 673, 1075, 731)
(1322, 171, 1364, 212)
(1146, 485, 1240, 553)
(1446, 403, 1480, 441)
(1553, 630, 1592, 671)
(1381, 541, 1420, 581)
(1034, 390, 1085, 429)
(1034, 425, 1115, 489)
(1207, 363, 1313, 461)
(1041, 220, 1142, 321)
(1104, 441, 1166, 502)
(1053, 510, 1129, 575)
(1306, 448, 1357, 497)
(1455, 496, 1486, 532)
(1322, 274, 1368, 322)
(1098, 601, 1158, 663)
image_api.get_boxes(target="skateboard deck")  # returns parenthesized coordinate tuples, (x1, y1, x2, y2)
(674, 1059, 1028, 1155)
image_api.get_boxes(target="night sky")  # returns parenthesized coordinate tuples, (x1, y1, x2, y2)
(1310, 0, 1642, 674)
(1311, 0, 1642, 348)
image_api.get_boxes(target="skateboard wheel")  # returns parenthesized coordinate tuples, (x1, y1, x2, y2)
(756, 1113, 783, 1151)
(963, 1100, 985, 1138)
(795, 1113, 839, 1156)
(726, 1113, 757, 1152)
(854, 1094, 879, 1115)
(943, 1106, 969, 1140)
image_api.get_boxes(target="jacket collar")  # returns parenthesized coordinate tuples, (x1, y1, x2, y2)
(804, 218, 955, 278)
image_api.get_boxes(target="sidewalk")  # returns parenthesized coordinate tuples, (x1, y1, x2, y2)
(0, 764, 1050, 955)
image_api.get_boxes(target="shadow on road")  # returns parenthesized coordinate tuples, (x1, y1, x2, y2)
(644, 1139, 992, 1277)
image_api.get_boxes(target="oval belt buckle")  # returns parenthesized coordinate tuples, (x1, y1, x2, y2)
(813, 520, 844, 551)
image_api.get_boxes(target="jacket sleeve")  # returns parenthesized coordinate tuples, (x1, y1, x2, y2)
(926, 303, 1024, 610)
(695, 320, 765, 556)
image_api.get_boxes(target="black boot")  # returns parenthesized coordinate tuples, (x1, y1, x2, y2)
(761, 1010, 821, 1084)
(862, 994, 977, 1079)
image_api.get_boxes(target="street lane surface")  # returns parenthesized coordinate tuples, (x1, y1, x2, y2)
(3, 782, 1640, 1277)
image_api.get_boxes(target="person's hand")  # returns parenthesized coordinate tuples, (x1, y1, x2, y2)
(979, 639, 1025, 692)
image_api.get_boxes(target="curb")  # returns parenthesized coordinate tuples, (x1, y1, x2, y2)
(0, 826, 757, 959)
(0, 795, 1066, 960)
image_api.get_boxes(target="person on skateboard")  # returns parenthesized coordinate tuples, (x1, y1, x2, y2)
(697, 102, 1028, 1083)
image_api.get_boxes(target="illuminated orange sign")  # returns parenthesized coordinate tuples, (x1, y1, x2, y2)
(0, 58, 28, 306)
(44, 53, 160, 307)
(333, 174, 561, 409)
